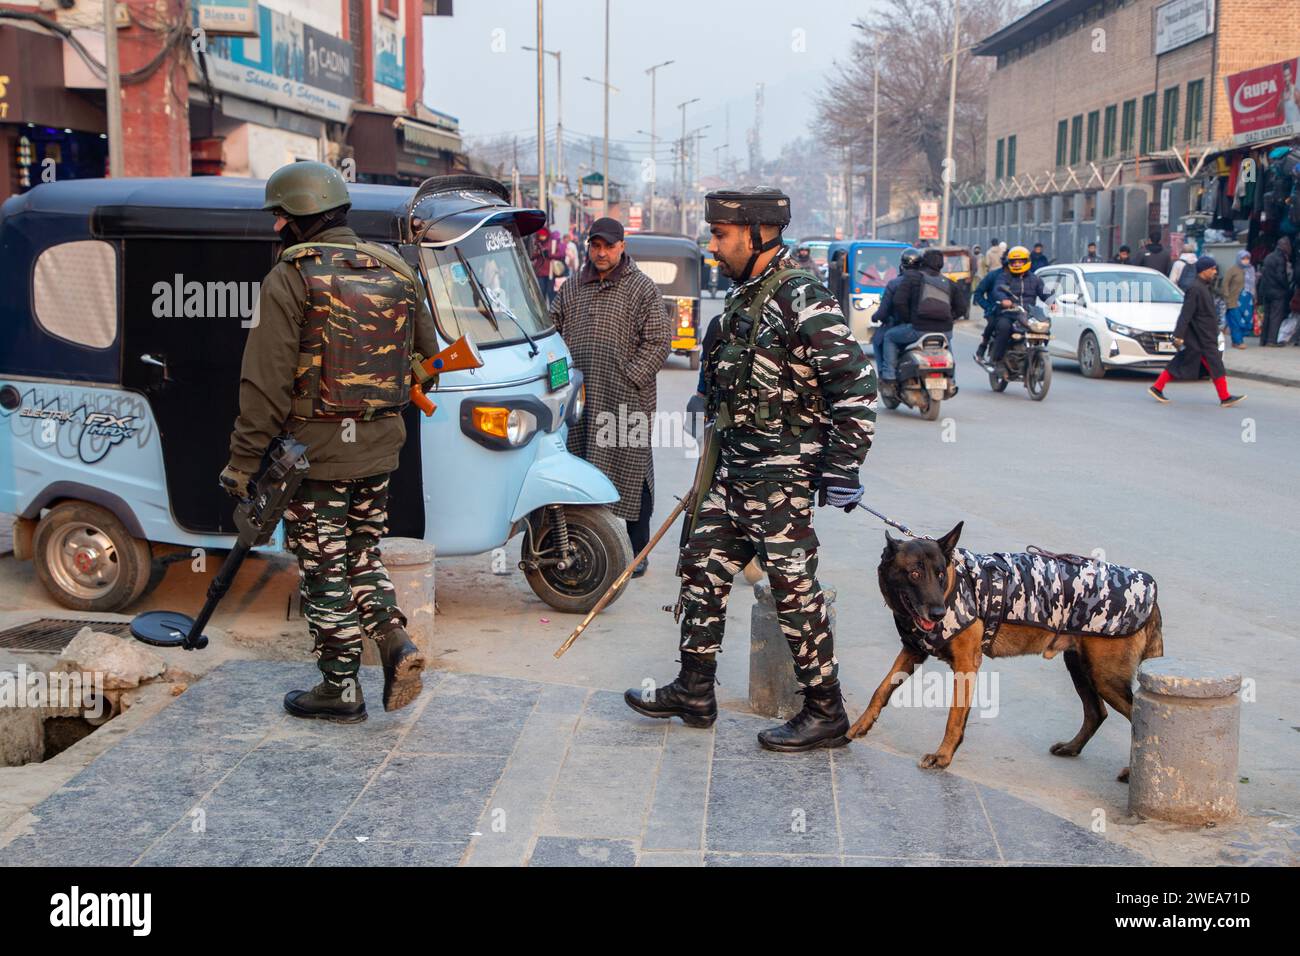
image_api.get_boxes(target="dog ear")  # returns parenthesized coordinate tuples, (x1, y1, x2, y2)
(936, 521, 963, 558)
(883, 532, 901, 557)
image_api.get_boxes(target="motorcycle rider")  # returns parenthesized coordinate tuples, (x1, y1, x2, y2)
(972, 261, 1004, 364)
(794, 243, 819, 277)
(870, 247, 923, 378)
(878, 247, 966, 397)
(984, 245, 1048, 369)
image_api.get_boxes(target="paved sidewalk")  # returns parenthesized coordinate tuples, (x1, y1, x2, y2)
(0, 661, 1143, 867)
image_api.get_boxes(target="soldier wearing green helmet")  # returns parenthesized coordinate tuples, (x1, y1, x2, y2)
(221, 161, 440, 722)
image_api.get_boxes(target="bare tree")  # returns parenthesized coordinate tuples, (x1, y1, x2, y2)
(815, 0, 1025, 209)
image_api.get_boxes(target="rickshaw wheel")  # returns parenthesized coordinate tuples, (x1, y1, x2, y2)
(522, 505, 634, 614)
(689, 350, 701, 371)
(33, 501, 152, 612)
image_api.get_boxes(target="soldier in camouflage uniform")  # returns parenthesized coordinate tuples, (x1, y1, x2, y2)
(624, 187, 878, 752)
(220, 161, 439, 722)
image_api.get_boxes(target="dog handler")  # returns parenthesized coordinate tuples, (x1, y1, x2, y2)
(624, 187, 878, 751)
(221, 161, 438, 721)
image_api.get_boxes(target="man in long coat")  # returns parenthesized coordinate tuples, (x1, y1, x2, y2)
(1149, 256, 1245, 407)
(551, 217, 672, 576)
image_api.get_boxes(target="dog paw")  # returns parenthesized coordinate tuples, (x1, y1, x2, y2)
(1117, 767, 1130, 783)
(918, 752, 951, 770)
(1050, 742, 1080, 757)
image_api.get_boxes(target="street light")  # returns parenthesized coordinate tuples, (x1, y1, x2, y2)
(523, 44, 563, 194)
(644, 59, 674, 231)
(531, 2, 546, 217)
(940, 0, 961, 246)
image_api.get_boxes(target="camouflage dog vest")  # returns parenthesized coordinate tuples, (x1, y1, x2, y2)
(904, 548, 1158, 655)
(283, 241, 419, 422)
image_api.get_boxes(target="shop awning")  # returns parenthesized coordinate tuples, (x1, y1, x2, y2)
(398, 118, 460, 156)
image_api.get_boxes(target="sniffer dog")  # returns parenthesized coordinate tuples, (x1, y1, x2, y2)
(847, 523, 1163, 781)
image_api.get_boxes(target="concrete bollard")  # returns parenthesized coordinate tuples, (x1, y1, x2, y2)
(1129, 658, 1241, 825)
(361, 537, 436, 667)
(749, 583, 835, 720)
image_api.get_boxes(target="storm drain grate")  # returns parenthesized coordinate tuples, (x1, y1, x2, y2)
(0, 619, 132, 653)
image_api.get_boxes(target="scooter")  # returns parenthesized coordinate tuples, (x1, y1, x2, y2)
(983, 305, 1052, 401)
(881, 333, 957, 421)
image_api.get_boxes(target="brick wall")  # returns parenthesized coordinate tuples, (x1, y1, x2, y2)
(983, 0, 1300, 183)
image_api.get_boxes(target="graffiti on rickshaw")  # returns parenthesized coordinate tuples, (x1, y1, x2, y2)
(3, 386, 153, 465)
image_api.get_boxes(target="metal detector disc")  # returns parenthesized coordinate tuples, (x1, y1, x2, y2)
(131, 610, 207, 649)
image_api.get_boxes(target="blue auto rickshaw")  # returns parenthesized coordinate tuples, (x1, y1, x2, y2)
(826, 239, 912, 342)
(0, 174, 631, 615)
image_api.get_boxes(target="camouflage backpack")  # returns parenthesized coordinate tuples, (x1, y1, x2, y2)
(281, 241, 420, 422)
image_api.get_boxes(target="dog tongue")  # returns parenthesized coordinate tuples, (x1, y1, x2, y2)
(916, 617, 936, 632)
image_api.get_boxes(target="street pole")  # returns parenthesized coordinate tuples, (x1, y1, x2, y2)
(940, 0, 961, 246)
(676, 98, 699, 234)
(103, 0, 124, 178)
(645, 59, 674, 232)
(524, 46, 564, 203)
(871, 33, 879, 240)
(535, 0, 547, 216)
(602, 0, 610, 216)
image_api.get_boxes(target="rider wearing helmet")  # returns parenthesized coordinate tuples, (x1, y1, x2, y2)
(870, 246, 923, 385)
(876, 247, 967, 394)
(985, 245, 1048, 367)
(794, 243, 817, 274)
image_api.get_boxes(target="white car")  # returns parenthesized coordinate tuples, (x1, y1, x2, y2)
(1036, 263, 1223, 378)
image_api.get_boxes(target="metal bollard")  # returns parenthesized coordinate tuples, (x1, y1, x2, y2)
(1129, 658, 1241, 825)
(749, 583, 836, 720)
(361, 537, 436, 667)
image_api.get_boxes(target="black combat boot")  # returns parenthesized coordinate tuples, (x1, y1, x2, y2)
(623, 653, 717, 728)
(377, 627, 426, 712)
(284, 679, 367, 723)
(757, 679, 850, 752)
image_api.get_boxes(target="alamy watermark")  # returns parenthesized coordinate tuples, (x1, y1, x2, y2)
(0, 665, 105, 718)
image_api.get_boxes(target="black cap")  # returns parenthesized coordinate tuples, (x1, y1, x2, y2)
(588, 217, 625, 243)
(703, 187, 791, 227)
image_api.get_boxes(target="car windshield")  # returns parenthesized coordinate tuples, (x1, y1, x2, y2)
(1083, 270, 1184, 304)
(419, 224, 554, 346)
(853, 249, 898, 286)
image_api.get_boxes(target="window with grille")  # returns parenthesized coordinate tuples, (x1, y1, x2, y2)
(1086, 111, 1100, 162)
(1121, 99, 1136, 155)
(1185, 79, 1204, 142)
(1103, 105, 1117, 158)
(1007, 135, 1017, 177)
(1070, 115, 1083, 165)
(1056, 120, 1068, 167)
(1140, 94, 1156, 153)
(1161, 87, 1179, 150)
(995, 138, 1005, 179)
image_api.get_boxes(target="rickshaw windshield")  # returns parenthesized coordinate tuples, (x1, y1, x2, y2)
(943, 253, 970, 274)
(852, 249, 898, 288)
(419, 224, 554, 346)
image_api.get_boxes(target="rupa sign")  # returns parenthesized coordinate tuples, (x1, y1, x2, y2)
(1225, 57, 1300, 145)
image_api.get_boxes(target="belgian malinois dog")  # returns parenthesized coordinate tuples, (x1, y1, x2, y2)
(848, 522, 1164, 781)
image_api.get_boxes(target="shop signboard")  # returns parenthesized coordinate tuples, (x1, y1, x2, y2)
(196, 0, 258, 38)
(1153, 0, 1214, 57)
(203, 4, 353, 122)
(918, 200, 940, 241)
(1225, 56, 1300, 145)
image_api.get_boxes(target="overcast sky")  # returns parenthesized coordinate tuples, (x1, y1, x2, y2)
(422, 0, 884, 171)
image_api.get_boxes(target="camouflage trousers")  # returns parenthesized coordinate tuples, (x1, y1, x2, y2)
(283, 474, 406, 687)
(678, 478, 837, 687)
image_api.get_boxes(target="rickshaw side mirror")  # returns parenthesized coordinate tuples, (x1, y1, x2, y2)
(140, 353, 169, 389)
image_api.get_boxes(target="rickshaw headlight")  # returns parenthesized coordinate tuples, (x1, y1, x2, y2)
(676, 297, 693, 328)
(570, 382, 586, 424)
(472, 406, 537, 446)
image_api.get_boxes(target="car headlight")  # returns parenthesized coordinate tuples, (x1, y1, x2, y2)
(471, 406, 538, 447)
(1106, 318, 1140, 338)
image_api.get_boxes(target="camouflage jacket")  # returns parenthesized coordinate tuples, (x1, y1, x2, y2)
(228, 226, 439, 481)
(706, 254, 876, 484)
(901, 548, 1159, 655)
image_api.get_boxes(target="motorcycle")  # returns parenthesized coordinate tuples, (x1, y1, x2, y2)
(881, 332, 957, 421)
(984, 305, 1052, 401)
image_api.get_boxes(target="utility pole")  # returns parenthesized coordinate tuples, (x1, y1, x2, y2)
(535, 0, 546, 216)
(603, 0, 610, 215)
(524, 45, 564, 193)
(871, 32, 880, 239)
(645, 59, 674, 231)
(104, 0, 124, 177)
(677, 97, 700, 234)
(846, 146, 854, 237)
(940, 0, 961, 246)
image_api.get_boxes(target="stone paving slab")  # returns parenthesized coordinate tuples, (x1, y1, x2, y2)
(0, 661, 1147, 867)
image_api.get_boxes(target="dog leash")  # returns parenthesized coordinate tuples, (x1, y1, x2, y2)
(1026, 544, 1095, 565)
(855, 502, 933, 540)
